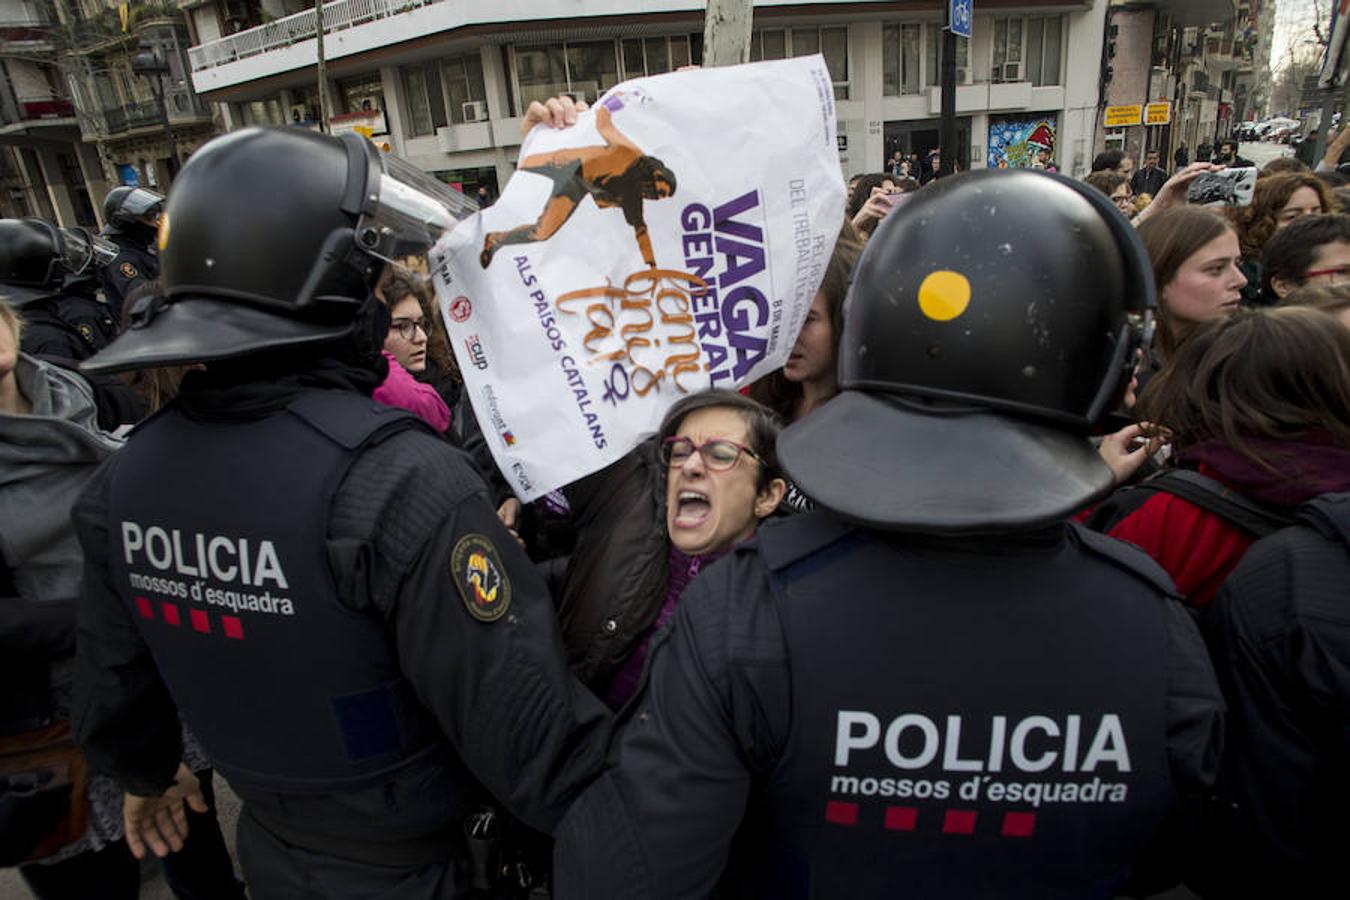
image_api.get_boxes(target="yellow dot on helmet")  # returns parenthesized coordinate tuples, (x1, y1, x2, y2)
(917, 270, 972, 322)
(157, 213, 171, 252)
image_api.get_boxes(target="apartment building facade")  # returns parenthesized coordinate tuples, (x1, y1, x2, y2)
(178, 0, 1112, 194)
(1099, 0, 1273, 165)
(2, 0, 219, 226)
(0, 0, 98, 224)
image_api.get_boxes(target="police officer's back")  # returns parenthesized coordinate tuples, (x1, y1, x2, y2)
(71, 127, 610, 899)
(0, 218, 143, 428)
(554, 170, 1224, 899)
(98, 185, 163, 321)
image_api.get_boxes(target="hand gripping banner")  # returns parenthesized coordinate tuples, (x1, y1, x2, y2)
(431, 56, 846, 501)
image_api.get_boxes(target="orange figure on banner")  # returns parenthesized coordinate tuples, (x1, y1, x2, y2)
(481, 103, 678, 269)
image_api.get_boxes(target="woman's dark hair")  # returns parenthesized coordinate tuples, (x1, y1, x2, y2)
(1091, 149, 1125, 173)
(1136, 206, 1236, 358)
(749, 220, 864, 420)
(656, 389, 784, 492)
(383, 272, 457, 378)
(1261, 213, 1350, 297)
(1231, 172, 1338, 259)
(1137, 306, 1350, 470)
(846, 172, 895, 220)
(1281, 281, 1350, 317)
(1084, 171, 1128, 199)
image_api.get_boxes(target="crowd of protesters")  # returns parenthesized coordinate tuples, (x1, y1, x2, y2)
(2, 86, 1349, 900)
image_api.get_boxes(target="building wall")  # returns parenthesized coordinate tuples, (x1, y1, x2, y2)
(192, 6, 222, 45)
(6, 58, 52, 101)
(1102, 6, 1155, 163)
(198, 0, 1109, 184)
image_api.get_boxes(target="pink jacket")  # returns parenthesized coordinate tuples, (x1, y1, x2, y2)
(373, 351, 450, 434)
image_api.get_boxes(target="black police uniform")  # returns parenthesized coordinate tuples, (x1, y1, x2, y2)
(99, 235, 157, 322)
(555, 513, 1223, 899)
(14, 291, 144, 429)
(73, 382, 610, 897)
(16, 290, 118, 362)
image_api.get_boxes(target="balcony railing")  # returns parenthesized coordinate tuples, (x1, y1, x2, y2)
(102, 99, 166, 134)
(80, 93, 208, 137)
(188, 0, 440, 72)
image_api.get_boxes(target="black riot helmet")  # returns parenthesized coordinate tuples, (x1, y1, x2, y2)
(778, 169, 1155, 533)
(0, 218, 119, 305)
(102, 185, 164, 239)
(83, 127, 474, 374)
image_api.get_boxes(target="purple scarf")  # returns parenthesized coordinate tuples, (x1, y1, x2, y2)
(1181, 431, 1350, 508)
(602, 545, 729, 710)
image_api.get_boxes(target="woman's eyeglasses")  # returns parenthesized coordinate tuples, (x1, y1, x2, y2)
(660, 436, 764, 471)
(390, 317, 431, 341)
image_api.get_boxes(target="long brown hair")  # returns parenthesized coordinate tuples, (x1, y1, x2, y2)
(749, 220, 863, 421)
(1230, 172, 1337, 259)
(1137, 307, 1350, 469)
(118, 281, 191, 414)
(1136, 206, 1235, 359)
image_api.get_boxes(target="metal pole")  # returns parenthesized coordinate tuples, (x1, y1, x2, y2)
(315, 0, 330, 133)
(702, 0, 754, 67)
(939, 9, 956, 176)
(157, 74, 177, 179)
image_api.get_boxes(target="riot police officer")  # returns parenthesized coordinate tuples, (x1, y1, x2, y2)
(553, 170, 1225, 899)
(0, 218, 142, 428)
(71, 126, 610, 898)
(98, 185, 163, 320)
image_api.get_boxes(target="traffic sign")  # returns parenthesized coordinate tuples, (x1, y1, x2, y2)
(1145, 102, 1171, 125)
(1104, 104, 1143, 127)
(950, 0, 973, 39)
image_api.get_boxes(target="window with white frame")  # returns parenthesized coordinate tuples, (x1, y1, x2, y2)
(748, 29, 786, 61)
(443, 54, 487, 125)
(514, 41, 622, 108)
(750, 26, 848, 98)
(992, 16, 1062, 86)
(403, 62, 447, 137)
(882, 23, 922, 95)
(925, 26, 970, 87)
(619, 34, 704, 79)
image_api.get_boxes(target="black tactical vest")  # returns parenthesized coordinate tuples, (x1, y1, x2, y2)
(749, 514, 1175, 899)
(107, 391, 445, 796)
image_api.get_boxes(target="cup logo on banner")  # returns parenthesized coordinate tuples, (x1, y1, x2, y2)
(431, 57, 847, 501)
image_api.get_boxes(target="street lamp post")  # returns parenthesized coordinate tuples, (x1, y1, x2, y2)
(131, 44, 178, 183)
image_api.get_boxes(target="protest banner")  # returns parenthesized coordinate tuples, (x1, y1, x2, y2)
(430, 56, 846, 501)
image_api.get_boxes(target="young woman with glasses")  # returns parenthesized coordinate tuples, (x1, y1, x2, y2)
(556, 389, 786, 710)
(370, 268, 450, 434)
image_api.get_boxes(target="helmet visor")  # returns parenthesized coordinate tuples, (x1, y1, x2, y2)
(119, 187, 165, 220)
(60, 227, 119, 276)
(355, 153, 478, 264)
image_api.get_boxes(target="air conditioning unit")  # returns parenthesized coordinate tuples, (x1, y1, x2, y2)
(461, 100, 488, 123)
(1002, 62, 1023, 83)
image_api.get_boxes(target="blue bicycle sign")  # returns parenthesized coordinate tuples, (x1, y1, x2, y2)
(950, 0, 972, 38)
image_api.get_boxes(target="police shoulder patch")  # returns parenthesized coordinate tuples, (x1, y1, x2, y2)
(120, 262, 138, 279)
(451, 534, 511, 623)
